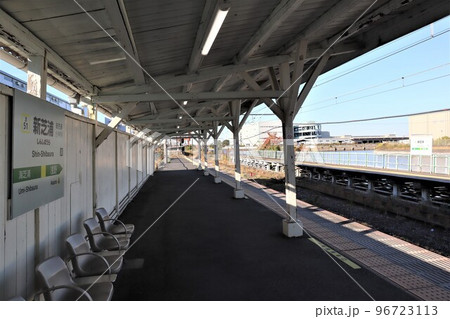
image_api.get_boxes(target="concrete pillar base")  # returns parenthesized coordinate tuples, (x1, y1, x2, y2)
(203, 170, 209, 176)
(282, 219, 303, 238)
(214, 177, 222, 184)
(233, 189, 245, 199)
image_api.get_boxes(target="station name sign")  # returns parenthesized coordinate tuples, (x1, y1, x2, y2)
(410, 134, 432, 156)
(11, 90, 65, 219)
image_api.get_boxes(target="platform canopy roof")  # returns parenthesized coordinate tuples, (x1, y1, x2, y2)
(0, 0, 448, 139)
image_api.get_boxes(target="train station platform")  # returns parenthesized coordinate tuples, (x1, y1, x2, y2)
(112, 157, 419, 301)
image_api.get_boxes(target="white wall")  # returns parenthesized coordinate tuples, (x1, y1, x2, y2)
(0, 92, 9, 300)
(130, 142, 138, 192)
(96, 128, 116, 213)
(0, 88, 155, 300)
(409, 110, 450, 139)
(117, 133, 130, 205)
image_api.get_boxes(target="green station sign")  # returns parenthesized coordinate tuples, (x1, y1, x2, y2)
(11, 90, 65, 219)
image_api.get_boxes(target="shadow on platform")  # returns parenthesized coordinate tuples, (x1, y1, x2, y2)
(113, 158, 415, 301)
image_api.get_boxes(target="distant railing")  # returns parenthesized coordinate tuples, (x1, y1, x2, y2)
(237, 150, 450, 175)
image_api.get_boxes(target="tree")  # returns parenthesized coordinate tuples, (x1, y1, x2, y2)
(222, 139, 230, 147)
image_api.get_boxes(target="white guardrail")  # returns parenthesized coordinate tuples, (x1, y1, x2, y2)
(238, 150, 450, 175)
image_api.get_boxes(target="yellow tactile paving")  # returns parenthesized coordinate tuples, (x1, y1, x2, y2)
(408, 286, 450, 301)
(389, 274, 435, 290)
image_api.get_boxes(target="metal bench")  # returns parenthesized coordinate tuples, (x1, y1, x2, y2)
(35, 256, 113, 301)
(95, 207, 134, 238)
(66, 233, 123, 283)
(83, 218, 130, 254)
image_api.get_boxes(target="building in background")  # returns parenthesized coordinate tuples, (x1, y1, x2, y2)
(295, 123, 330, 142)
(240, 120, 330, 146)
(409, 110, 450, 139)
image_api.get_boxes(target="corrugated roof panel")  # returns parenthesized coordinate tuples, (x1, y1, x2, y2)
(0, 0, 447, 135)
(256, 0, 341, 56)
(0, 0, 103, 22)
(125, 0, 205, 77)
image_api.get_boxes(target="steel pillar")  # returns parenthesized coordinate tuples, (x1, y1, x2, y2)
(213, 121, 221, 183)
(197, 135, 202, 170)
(231, 100, 244, 198)
(27, 55, 47, 98)
(27, 54, 47, 268)
(163, 139, 168, 165)
(281, 115, 303, 237)
(203, 131, 209, 176)
(233, 129, 244, 198)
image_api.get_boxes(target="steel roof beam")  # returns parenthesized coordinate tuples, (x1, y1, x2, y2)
(235, 0, 307, 63)
(281, 0, 372, 54)
(102, 0, 145, 84)
(0, 7, 94, 95)
(214, 0, 306, 96)
(93, 90, 284, 103)
(99, 43, 357, 95)
(129, 102, 222, 121)
(184, 0, 219, 93)
(129, 116, 233, 125)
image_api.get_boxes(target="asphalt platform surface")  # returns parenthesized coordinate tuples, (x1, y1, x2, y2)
(113, 158, 415, 301)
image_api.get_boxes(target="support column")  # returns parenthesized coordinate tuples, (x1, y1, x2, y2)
(151, 144, 156, 175)
(27, 54, 47, 98)
(281, 114, 303, 237)
(197, 134, 202, 170)
(115, 131, 119, 216)
(203, 131, 209, 176)
(213, 121, 221, 183)
(27, 53, 47, 268)
(233, 127, 244, 198)
(231, 101, 244, 199)
(163, 139, 168, 165)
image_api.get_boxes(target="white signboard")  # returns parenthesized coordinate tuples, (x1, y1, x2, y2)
(410, 134, 432, 156)
(11, 90, 65, 219)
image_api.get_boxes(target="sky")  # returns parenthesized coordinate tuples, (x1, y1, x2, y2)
(241, 15, 450, 139)
(0, 59, 67, 99)
(1, 16, 449, 140)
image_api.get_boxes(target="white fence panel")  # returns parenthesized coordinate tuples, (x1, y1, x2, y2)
(96, 127, 116, 214)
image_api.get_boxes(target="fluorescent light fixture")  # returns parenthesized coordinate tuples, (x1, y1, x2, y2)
(89, 57, 126, 65)
(183, 100, 188, 105)
(201, 4, 230, 56)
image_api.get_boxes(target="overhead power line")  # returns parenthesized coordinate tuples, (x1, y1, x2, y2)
(299, 73, 450, 114)
(304, 108, 450, 125)
(315, 28, 450, 87)
(241, 108, 449, 141)
(247, 32, 450, 122)
(302, 63, 450, 109)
